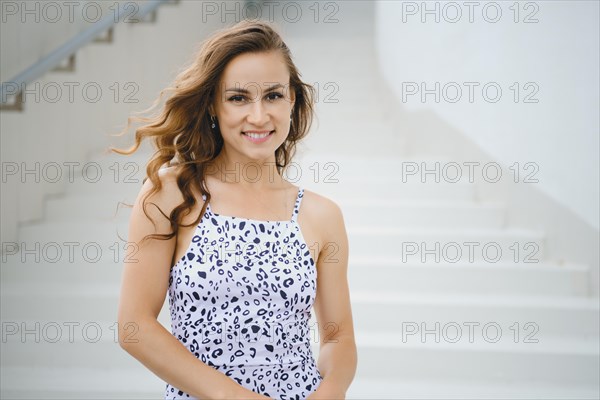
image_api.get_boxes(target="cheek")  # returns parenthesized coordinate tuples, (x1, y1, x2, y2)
(219, 109, 243, 125)
(271, 106, 292, 121)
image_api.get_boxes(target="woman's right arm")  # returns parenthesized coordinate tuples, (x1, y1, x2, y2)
(117, 169, 269, 400)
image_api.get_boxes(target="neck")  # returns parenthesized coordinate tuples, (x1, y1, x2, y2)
(206, 151, 286, 190)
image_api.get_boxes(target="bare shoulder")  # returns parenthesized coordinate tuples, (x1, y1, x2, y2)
(302, 188, 343, 218)
(151, 164, 190, 199)
(133, 165, 187, 229)
(301, 188, 347, 239)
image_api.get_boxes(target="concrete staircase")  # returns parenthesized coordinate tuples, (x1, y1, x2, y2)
(2, 150, 599, 399)
(1, 1, 598, 399)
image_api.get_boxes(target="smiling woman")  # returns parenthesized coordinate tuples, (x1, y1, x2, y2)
(210, 51, 295, 165)
(111, 19, 357, 400)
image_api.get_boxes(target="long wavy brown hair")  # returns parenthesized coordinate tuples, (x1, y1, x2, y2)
(110, 19, 316, 246)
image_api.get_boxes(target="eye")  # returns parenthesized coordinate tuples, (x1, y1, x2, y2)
(228, 95, 245, 103)
(267, 92, 284, 101)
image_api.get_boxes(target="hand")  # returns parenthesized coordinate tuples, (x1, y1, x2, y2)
(306, 381, 346, 400)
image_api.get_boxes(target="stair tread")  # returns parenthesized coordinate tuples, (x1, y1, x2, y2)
(348, 258, 587, 270)
(47, 192, 504, 208)
(355, 331, 600, 354)
(2, 281, 598, 309)
(2, 258, 586, 271)
(2, 366, 597, 399)
(348, 226, 545, 235)
(2, 319, 597, 354)
(19, 220, 542, 235)
(350, 291, 600, 309)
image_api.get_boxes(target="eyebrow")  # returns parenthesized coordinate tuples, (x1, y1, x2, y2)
(224, 84, 284, 93)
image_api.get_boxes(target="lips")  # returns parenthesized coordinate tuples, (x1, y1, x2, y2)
(242, 130, 274, 143)
(242, 130, 273, 135)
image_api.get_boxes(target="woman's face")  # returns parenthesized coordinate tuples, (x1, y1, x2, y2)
(211, 51, 295, 163)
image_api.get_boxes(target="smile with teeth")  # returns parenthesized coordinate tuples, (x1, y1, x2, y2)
(243, 131, 272, 138)
(242, 130, 274, 143)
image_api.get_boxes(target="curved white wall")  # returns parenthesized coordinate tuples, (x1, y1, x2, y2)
(375, 1, 599, 230)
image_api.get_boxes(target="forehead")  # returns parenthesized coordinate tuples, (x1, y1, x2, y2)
(220, 51, 290, 90)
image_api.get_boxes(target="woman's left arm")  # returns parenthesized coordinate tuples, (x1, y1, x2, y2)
(308, 200, 357, 399)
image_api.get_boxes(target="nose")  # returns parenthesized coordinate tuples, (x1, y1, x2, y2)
(246, 98, 269, 127)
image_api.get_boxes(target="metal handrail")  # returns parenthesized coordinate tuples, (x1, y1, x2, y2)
(0, 0, 175, 108)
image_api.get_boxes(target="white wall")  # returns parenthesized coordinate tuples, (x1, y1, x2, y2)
(375, 0, 599, 231)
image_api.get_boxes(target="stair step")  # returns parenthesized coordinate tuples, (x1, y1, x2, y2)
(60, 151, 480, 200)
(354, 331, 599, 384)
(69, 151, 468, 180)
(44, 193, 506, 229)
(2, 257, 589, 297)
(349, 259, 591, 296)
(3, 366, 596, 399)
(0, 366, 164, 399)
(12, 222, 545, 263)
(347, 227, 545, 262)
(61, 174, 478, 201)
(2, 281, 597, 337)
(350, 291, 599, 337)
(1, 318, 597, 385)
(242, 199, 497, 229)
(346, 377, 600, 400)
